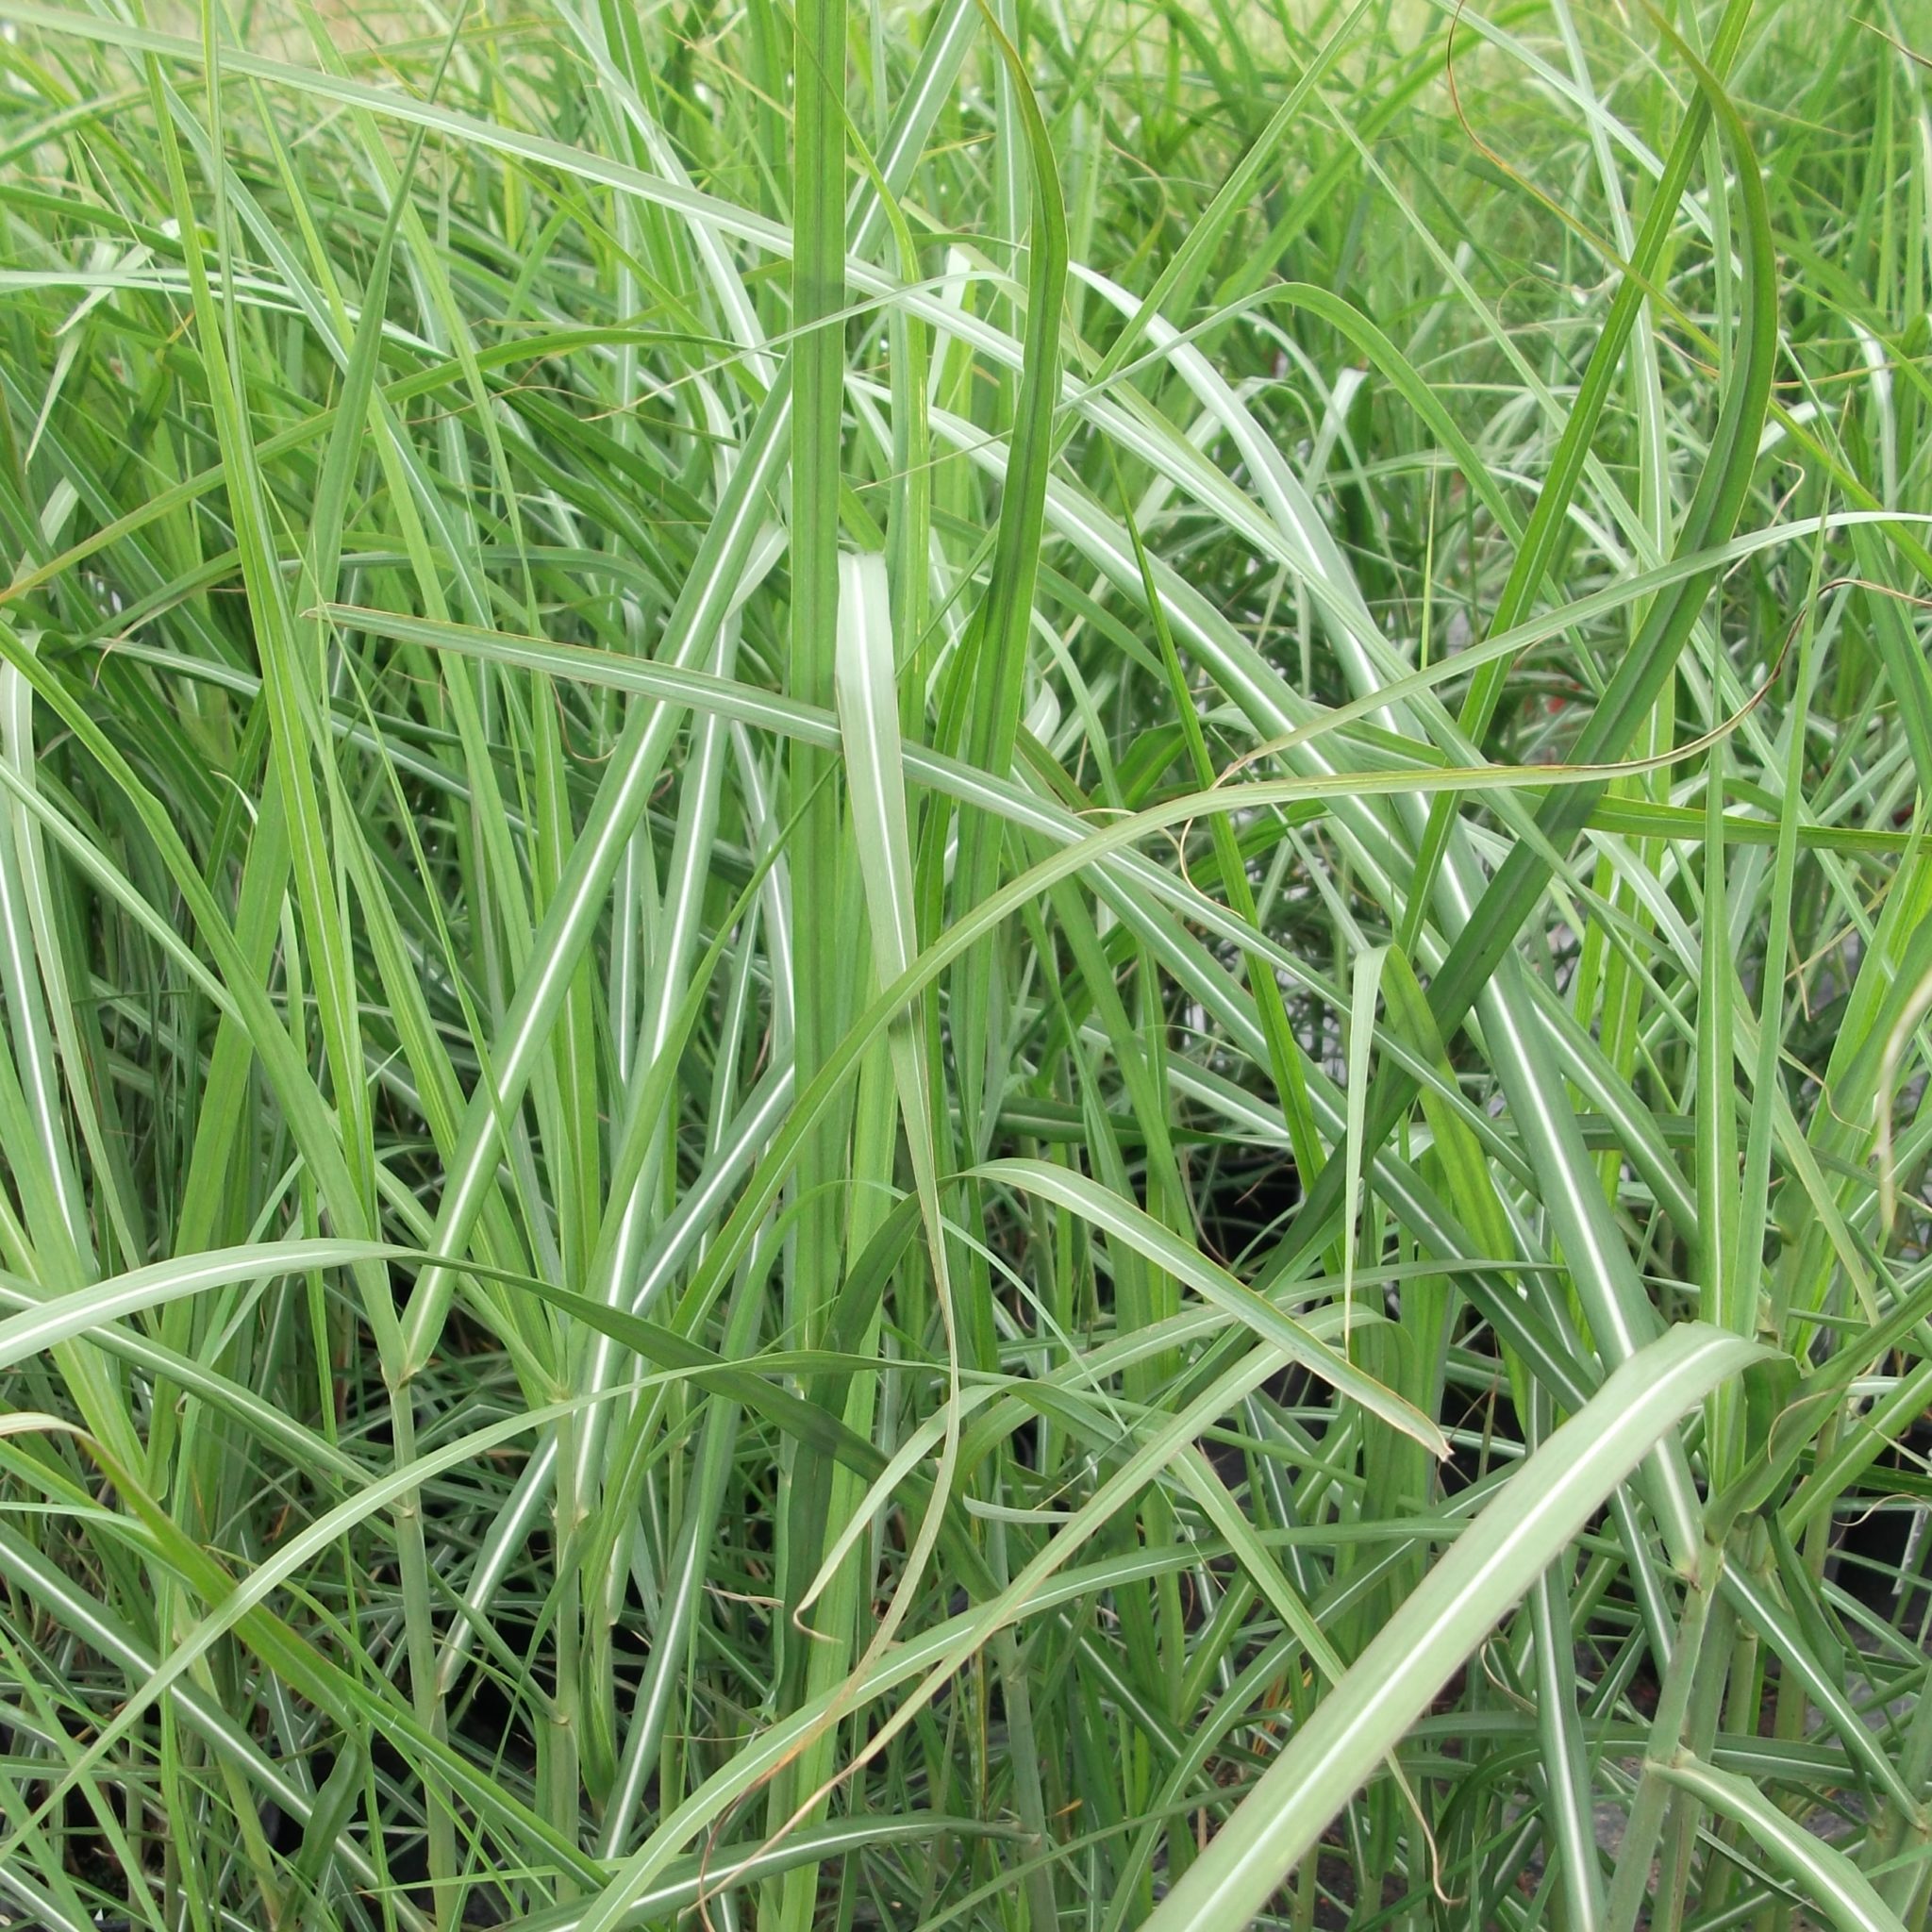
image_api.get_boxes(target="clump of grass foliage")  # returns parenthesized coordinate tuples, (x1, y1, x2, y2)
(0, 0, 1928, 1925)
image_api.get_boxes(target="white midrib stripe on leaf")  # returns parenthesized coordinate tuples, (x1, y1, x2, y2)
(567, 612, 747, 1497)
(0, 1240, 396, 1374)
(1142, 1326, 1763, 1932)
(396, 410, 790, 1372)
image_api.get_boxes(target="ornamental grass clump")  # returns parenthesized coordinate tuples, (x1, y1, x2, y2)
(0, 1, 1927, 1928)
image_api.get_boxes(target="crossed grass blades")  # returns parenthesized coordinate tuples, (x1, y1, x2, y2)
(0, 0, 1928, 1927)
